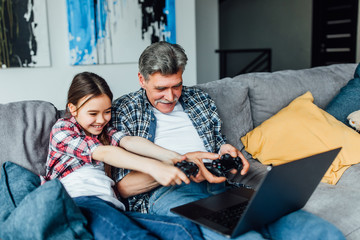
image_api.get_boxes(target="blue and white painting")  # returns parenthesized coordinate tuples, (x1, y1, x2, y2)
(66, 0, 176, 65)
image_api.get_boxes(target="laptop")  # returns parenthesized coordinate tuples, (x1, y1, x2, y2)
(170, 148, 341, 238)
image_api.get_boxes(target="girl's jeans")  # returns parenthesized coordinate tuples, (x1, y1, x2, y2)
(73, 196, 203, 240)
(148, 181, 345, 240)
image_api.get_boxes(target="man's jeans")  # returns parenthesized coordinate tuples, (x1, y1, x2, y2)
(148, 182, 345, 240)
(74, 196, 203, 240)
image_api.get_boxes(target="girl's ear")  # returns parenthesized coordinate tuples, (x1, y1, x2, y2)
(68, 103, 77, 117)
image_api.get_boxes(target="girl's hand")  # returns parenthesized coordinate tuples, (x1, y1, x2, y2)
(163, 154, 187, 166)
(149, 161, 190, 186)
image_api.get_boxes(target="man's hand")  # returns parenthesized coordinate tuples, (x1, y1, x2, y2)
(219, 144, 250, 176)
(184, 151, 227, 183)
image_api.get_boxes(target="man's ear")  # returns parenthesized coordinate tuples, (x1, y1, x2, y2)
(138, 72, 146, 89)
(68, 103, 77, 117)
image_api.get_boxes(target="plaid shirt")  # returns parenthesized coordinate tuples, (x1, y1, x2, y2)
(43, 117, 126, 181)
(111, 86, 226, 213)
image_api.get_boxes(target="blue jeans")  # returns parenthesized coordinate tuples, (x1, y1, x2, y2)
(73, 196, 203, 240)
(148, 182, 345, 240)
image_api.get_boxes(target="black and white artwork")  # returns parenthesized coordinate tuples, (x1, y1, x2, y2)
(0, 0, 51, 68)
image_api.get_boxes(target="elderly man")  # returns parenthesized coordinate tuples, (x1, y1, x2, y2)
(111, 42, 344, 240)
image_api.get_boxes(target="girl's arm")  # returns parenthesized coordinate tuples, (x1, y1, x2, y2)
(119, 136, 185, 164)
(92, 145, 189, 187)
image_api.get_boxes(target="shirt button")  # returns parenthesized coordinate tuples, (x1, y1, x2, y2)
(151, 118, 155, 121)
(149, 134, 152, 138)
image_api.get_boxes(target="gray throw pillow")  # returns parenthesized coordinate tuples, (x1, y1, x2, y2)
(196, 78, 253, 151)
(0, 101, 59, 176)
(0, 162, 92, 239)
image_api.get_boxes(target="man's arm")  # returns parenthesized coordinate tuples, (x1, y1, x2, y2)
(116, 171, 160, 198)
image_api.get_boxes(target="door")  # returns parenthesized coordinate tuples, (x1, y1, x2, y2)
(312, 0, 358, 67)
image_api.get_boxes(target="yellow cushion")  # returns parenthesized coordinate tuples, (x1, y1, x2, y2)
(241, 91, 360, 185)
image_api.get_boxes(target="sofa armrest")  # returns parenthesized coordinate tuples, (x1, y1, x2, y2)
(0, 101, 59, 176)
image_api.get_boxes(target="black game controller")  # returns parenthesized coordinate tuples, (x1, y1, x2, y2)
(175, 161, 199, 178)
(204, 154, 243, 177)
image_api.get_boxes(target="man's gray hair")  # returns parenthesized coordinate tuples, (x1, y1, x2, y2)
(139, 41, 188, 80)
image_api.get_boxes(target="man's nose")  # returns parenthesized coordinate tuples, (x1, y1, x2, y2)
(164, 88, 175, 101)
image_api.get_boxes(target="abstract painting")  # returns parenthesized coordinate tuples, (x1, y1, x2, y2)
(66, 0, 176, 65)
(0, 0, 51, 68)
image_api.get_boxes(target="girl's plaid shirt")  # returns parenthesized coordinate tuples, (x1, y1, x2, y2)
(43, 116, 126, 181)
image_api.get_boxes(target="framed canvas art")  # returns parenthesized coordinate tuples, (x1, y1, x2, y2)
(66, 0, 176, 65)
(0, 0, 51, 68)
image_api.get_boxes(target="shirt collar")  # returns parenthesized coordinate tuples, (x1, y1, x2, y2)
(68, 116, 98, 138)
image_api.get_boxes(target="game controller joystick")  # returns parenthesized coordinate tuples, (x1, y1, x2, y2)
(204, 154, 243, 177)
(175, 161, 199, 178)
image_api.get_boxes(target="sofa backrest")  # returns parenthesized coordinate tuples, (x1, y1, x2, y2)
(234, 63, 358, 127)
(196, 63, 358, 151)
(0, 101, 60, 176)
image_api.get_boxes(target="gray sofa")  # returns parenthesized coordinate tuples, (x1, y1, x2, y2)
(0, 63, 359, 239)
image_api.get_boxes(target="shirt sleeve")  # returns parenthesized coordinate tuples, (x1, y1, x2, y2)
(207, 94, 227, 153)
(111, 99, 135, 137)
(111, 98, 136, 182)
(107, 126, 128, 146)
(109, 125, 132, 182)
(50, 120, 101, 164)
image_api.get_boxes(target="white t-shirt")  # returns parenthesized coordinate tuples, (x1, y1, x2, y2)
(60, 162, 125, 210)
(152, 102, 207, 155)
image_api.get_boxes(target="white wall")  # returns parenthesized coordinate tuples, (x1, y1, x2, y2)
(0, 0, 197, 109)
(195, 0, 219, 84)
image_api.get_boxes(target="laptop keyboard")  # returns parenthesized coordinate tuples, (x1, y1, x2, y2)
(204, 201, 249, 230)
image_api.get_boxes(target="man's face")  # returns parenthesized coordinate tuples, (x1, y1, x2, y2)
(139, 71, 183, 113)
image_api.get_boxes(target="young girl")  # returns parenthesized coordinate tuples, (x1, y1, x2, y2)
(43, 72, 203, 240)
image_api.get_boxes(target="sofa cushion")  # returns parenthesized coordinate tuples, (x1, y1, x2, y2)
(196, 78, 253, 151)
(325, 63, 360, 126)
(233, 64, 358, 127)
(0, 101, 59, 176)
(0, 162, 92, 239)
(304, 182, 360, 239)
(240, 91, 360, 185)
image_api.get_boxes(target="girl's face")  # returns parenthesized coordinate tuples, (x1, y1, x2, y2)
(68, 94, 112, 136)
